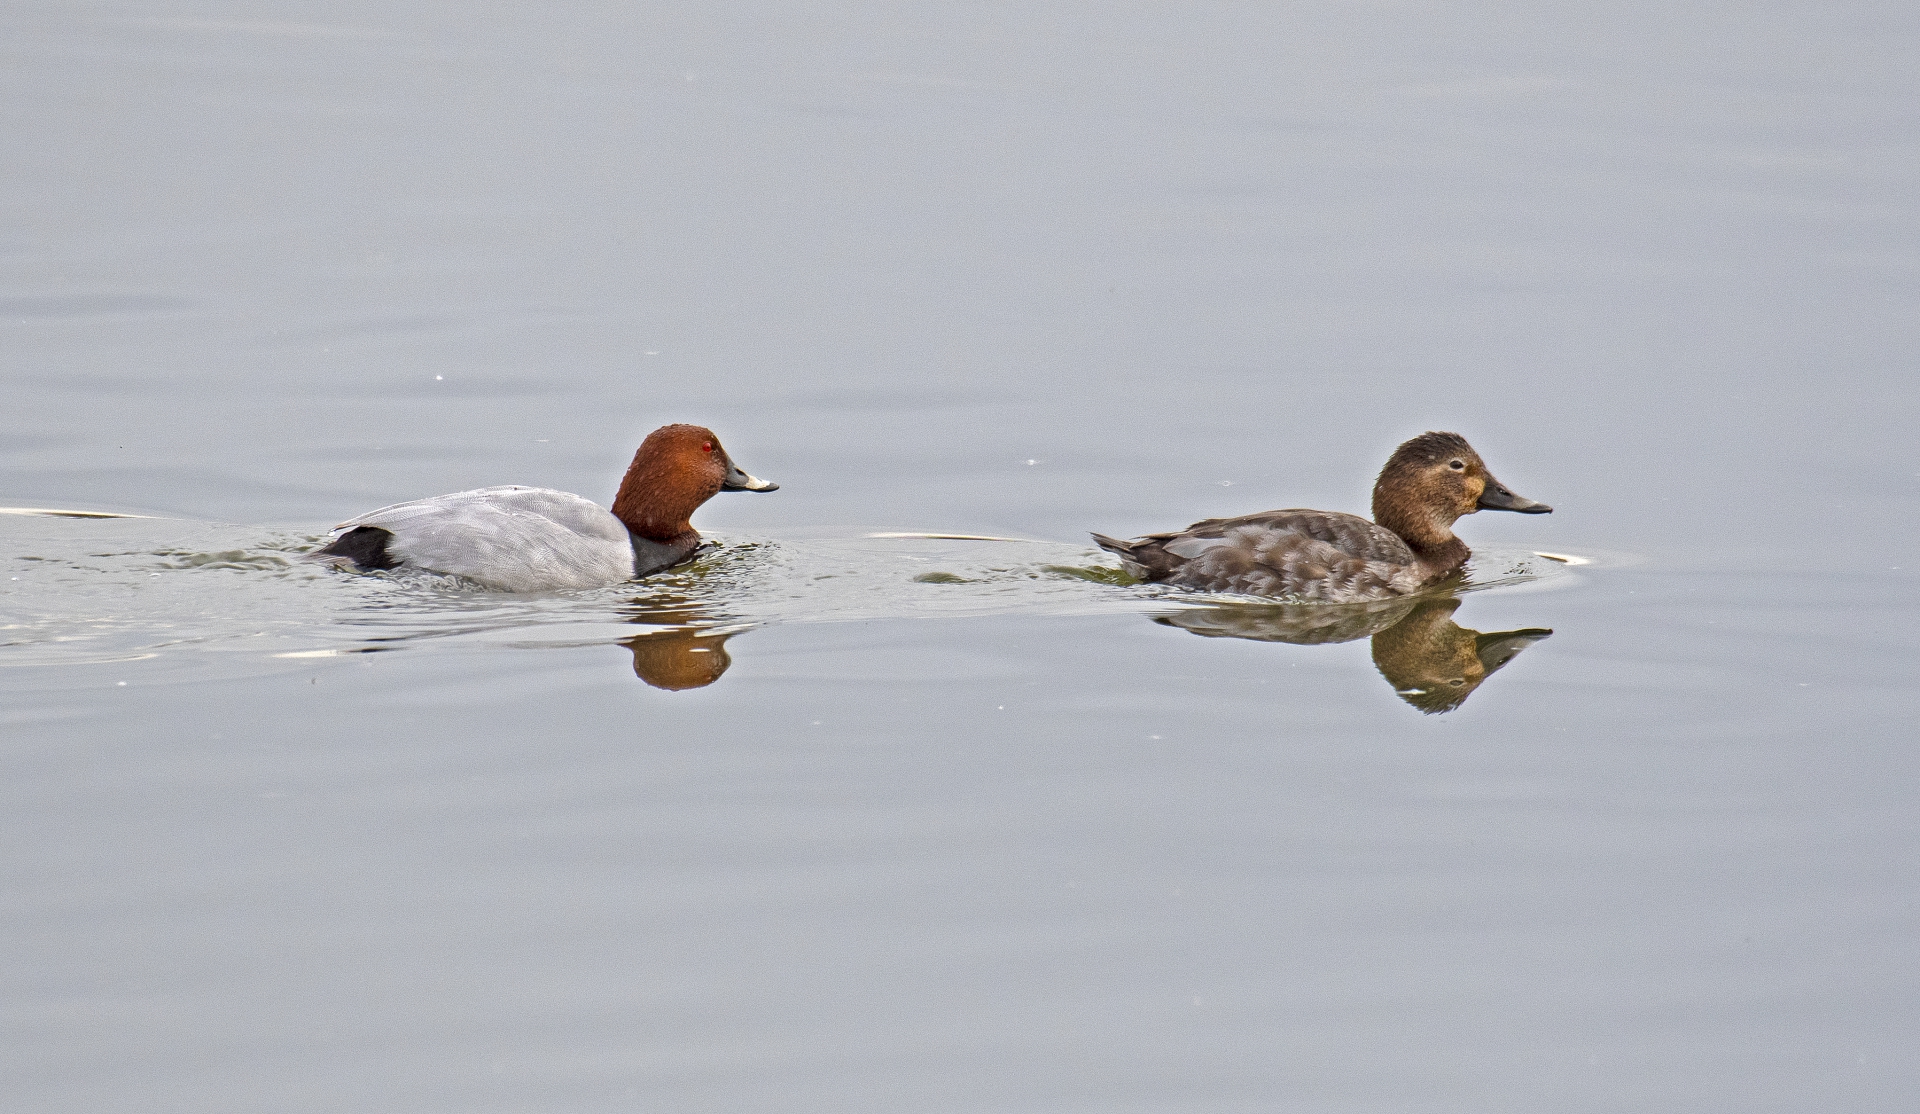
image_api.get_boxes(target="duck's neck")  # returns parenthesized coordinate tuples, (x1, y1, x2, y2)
(610, 456, 703, 544)
(1407, 532, 1469, 577)
(1373, 496, 1470, 577)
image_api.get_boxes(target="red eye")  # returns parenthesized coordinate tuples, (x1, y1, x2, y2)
(702, 442, 714, 453)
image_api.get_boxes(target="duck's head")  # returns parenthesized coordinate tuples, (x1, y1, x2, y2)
(1372, 431, 1550, 548)
(612, 423, 778, 541)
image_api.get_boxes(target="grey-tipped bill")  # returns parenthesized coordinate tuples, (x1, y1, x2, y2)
(1477, 478, 1551, 514)
(1475, 628, 1553, 674)
(722, 460, 779, 492)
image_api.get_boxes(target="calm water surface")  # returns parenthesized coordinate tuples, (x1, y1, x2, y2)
(5, 3, 1918, 1111)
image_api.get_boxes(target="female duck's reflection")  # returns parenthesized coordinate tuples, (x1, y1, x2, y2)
(617, 597, 746, 691)
(1155, 595, 1550, 713)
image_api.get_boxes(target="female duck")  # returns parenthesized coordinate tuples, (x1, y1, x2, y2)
(1092, 431, 1549, 603)
(309, 423, 777, 591)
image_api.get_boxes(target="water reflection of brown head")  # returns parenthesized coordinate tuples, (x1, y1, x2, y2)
(1369, 598, 1550, 714)
(621, 627, 736, 690)
(1154, 595, 1549, 713)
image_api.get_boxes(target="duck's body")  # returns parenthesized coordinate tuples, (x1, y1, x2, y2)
(1094, 432, 1549, 603)
(309, 424, 776, 591)
(1098, 508, 1435, 602)
(320, 485, 674, 592)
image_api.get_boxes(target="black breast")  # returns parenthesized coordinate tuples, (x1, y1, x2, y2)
(630, 531, 700, 577)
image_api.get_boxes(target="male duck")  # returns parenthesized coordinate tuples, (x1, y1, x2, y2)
(309, 423, 777, 591)
(1092, 431, 1550, 603)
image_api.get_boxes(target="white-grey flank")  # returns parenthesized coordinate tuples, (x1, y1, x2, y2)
(321, 485, 638, 591)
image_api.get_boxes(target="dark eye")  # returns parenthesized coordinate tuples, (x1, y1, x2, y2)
(1448, 459, 1465, 471)
(702, 442, 714, 453)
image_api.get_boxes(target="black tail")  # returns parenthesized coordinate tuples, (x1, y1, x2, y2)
(311, 525, 399, 571)
(1089, 532, 1136, 559)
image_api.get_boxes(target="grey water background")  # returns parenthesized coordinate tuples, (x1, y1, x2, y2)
(4, 2, 1917, 1111)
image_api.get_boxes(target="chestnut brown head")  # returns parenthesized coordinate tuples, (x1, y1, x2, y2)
(611, 424, 778, 541)
(1372, 431, 1550, 545)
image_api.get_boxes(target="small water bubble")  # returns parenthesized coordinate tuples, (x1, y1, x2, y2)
(434, 375, 443, 381)
(116, 681, 127, 687)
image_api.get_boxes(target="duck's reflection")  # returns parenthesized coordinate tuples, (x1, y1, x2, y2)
(621, 626, 738, 690)
(1155, 595, 1550, 713)
(618, 597, 747, 691)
